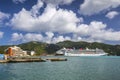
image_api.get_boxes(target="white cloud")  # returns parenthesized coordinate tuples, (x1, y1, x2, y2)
(9, 2, 80, 33)
(105, 11, 119, 19)
(11, 33, 43, 42)
(80, 0, 120, 15)
(11, 32, 71, 43)
(11, 33, 23, 41)
(11, 24, 120, 44)
(43, 32, 54, 43)
(76, 21, 120, 42)
(23, 33, 43, 42)
(0, 31, 4, 39)
(0, 11, 9, 23)
(9, 0, 120, 44)
(12, 0, 27, 3)
(42, 0, 74, 6)
(45, 32, 54, 39)
(31, 0, 44, 17)
(76, 21, 106, 36)
(13, 0, 74, 5)
(52, 36, 71, 43)
(10, 32, 74, 43)
(91, 30, 120, 41)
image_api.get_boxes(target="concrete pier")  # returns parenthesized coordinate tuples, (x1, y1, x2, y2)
(0, 57, 45, 63)
(0, 57, 67, 63)
(0, 60, 9, 63)
(46, 58, 67, 61)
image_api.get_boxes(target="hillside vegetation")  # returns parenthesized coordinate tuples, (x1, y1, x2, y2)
(0, 41, 120, 56)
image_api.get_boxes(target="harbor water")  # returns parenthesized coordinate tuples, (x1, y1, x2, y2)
(0, 56, 120, 80)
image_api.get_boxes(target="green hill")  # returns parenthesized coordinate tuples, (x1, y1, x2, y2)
(18, 41, 48, 55)
(0, 41, 120, 56)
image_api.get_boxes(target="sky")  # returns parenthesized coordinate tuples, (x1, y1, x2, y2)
(0, 0, 120, 45)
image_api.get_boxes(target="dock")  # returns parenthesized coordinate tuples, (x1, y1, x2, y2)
(8, 58, 45, 63)
(0, 57, 67, 63)
(46, 58, 67, 62)
(0, 57, 45, 63)
(0, 60, 9, 63)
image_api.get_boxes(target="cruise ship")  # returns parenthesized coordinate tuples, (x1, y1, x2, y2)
(56, 48, 108, 56)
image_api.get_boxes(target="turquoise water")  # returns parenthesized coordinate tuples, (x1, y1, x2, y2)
(0, 56, 120, 80)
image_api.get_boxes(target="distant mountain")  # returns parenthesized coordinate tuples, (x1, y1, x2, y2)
(0, 41, 120, 56)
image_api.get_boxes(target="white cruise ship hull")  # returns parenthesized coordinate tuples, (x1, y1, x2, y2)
(56, 48, 108, 56)
(65, 53, 108, 56)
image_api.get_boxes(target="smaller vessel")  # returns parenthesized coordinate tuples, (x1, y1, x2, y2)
(56, 48, 108, 56)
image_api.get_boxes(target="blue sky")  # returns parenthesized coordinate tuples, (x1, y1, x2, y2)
(0, 0, 120, 45)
